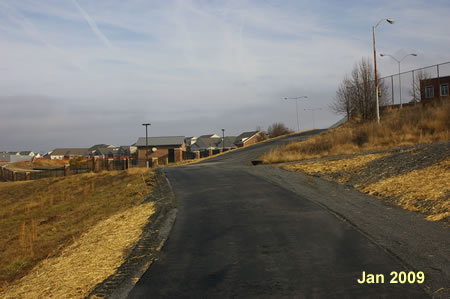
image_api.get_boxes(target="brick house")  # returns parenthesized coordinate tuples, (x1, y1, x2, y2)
(135, 136, 186, 164)
(420, 76, 450, 102)
(49, 148, 91, 160)
(234, 131, 261, 147)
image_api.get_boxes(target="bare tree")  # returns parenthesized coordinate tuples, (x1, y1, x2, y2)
(330, 77, 354, 121)
(409, 69, 430, 102)
(332, 57, 388, 121)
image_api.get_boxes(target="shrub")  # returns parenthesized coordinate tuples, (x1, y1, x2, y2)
(352, 129, 369, 147)
(268, 123, 291, 138)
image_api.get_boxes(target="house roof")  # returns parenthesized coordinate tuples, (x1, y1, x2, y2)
(19, 151, 34, 155)
(199, 134, 220, 138)
(235, 131, 260, 144)
(236, 131, 259, 139)
(93, 147, 119, 156)
(189, 137, 220, 150)
(189, 136, 238, 151)
(135, 136, 185, 147)
(89, 144, 115, 151)
(218, 136, 238, 148)
(50, 148, 90, 156)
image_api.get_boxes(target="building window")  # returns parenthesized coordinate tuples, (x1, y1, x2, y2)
(441, 84, 449, 96)
(425, 86, 434, 99)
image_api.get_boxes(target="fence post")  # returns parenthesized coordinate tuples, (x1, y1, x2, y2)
(64, 164, 70, 176)
(126, 158, 130, 169)
(412, 70, 416, 104)
(151, 157, 158, 168)
(195, 151, 200, 159)
(174, 148, 183, 162)
(1, 166, 5, 180)
(12, 171, 17, 182)
(25, 172, 30, 181)
(121, 158, 126, 170)
(391, 75, 394, 105)
(437, 64, 441, 101)
(107, 159, 113, 171)
(208, 148, 213, 156)
(95, 157, 101, 172)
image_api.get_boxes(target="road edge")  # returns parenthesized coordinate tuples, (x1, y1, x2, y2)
(87, 168, 178, 299)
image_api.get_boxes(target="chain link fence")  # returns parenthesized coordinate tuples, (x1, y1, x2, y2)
(379, 61, 450, 107)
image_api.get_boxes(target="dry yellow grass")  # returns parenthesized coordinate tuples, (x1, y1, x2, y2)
(360, 159, 450, 221)
(0, 168, 153, 292)
(262, 101, 450, 163)
(281, 154, 387, 177)
(2, 202, 154, 298)
(280, 154, 449, 221)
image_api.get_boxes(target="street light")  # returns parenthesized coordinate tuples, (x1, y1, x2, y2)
(380, 53, 417, 108)
(221, 128, 225, 152)
(373, 18, 395, 123)
(303, 108, 323, 129)
(284, 96, 308, 131)
(142, 123, 151, 168)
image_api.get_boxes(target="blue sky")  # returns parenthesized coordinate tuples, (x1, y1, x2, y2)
(1, 0, 450, 152)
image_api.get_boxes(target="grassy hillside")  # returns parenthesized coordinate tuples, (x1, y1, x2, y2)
(0, 168, 153, 292)
(261, 101, 449, 163)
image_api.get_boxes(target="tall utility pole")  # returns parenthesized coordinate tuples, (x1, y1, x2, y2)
(142, 123, 151, 168)
(372, 18, 395, 123)
(284, 96, 308, 132)
(221, 129, 225, 152)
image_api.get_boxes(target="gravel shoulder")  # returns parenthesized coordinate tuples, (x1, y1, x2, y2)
(246, 164, 450, 298)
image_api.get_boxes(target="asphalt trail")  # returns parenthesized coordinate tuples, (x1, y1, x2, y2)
(128, 131, 428, 298)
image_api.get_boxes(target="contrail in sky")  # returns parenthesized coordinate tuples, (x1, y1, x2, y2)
(72, 0, 113, 49)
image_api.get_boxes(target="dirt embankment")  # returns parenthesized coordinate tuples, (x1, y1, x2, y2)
(280, 142, 450, 222)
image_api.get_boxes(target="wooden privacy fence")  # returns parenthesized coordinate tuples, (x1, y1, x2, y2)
(0, 157, 131, 182)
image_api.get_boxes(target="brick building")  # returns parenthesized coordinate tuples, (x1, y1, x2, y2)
(420, 75, 450, 102)
(135, 136, 186, 164)
(234, 131, 262, 147)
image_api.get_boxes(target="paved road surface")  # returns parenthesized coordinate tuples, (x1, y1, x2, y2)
(128, 131, 428, 298)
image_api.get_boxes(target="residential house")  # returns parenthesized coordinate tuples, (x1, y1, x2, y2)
(89, 144, 119, 158)
(135, 136, 186, 163)
(420, 76, 450, 102)
(185, 137, 198, 147)
(49, 148, 91, 160)
(189, 136, 238, 152)
(118, 145, 137, 157)
(234, 131, 261, 147)
(19, 151, 36, 157)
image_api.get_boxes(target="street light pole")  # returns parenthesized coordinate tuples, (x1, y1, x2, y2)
(380, 53, 417, 108)
(142, 123, 151, 168)
(284, 96, 308, 132)
(222, 128, 225, 152)
(304, 108, 323, 129)
(373, 18, 395, 123)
